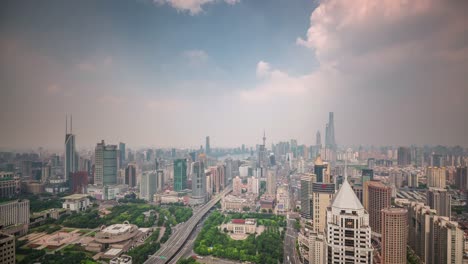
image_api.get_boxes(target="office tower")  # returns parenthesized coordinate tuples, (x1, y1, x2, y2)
(258, 131, 268, 168)
(426, 167, 446, 188)
(247, 176, 259, 194)
(381, 208, 407, 264)
(140, 171, 157, 201)
(173, 159, 187, 191)
(156, 170, 164, 193)
(367, 181, 391, 235)
(65, 116, 77, 186)
(0, 199, 30, 235)
(71, 171, 88, 194)
(407, 172, 419, 188)
(205, 136, 211, 155)
(300, 173, 316, 219)
(233, 176, 242, 196)
(41, 164, 51, 183)
(367, 158, 375, 169)
(266, 170, 276, 195)
(225, 158, 233, 183)
(455, 166, 467, 191)
(311, 183, 335, 233)
(427, 188, 451, 218)
(119, 142, 126, 168)
(0, 232, 15, 264)
(325, 179, 373, 263)
(325, 112, 336, 150)
(94, 140, 118, 186)
(316, 130, 321, 147)
(217, 165, 225, 192)
(314, 156, 327, 182)
(125, 163, 137, 188)
(190, 161, 206, 205)
(397, 147, 411, 166)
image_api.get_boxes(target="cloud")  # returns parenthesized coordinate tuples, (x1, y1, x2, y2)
(146, 98, 188, 111)
(154, 0, 240, 15)
(240, 0, 468, 145)
(97, 95, 126, 105)
(183, 49, 209, 65)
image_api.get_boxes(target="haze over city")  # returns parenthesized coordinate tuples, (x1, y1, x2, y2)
(1, 0, 467, 150)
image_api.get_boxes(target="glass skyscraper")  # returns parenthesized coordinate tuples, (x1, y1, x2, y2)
(173, 159, 187, 191)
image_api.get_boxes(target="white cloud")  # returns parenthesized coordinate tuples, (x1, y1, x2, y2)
(255, 61, 271, 78)
(183, 49, 209, 64)
(154, 0, 240, 15)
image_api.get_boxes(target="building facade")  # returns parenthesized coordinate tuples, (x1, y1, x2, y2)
(367, 181, 391, 235)
(325, 179, 373, 263)
(427, 188, 451, 218)
(173, 159, 187, 191)
(95, 140, 118, 186)
(0, 232, 15, 264)
(381, 208, 407, 264)
(190, 161, 206, 205)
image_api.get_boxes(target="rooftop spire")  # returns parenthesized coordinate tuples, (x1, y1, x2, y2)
(65, 115, 68, 134)
(70, 115, 73, 133)
(262, 129, 266, 146)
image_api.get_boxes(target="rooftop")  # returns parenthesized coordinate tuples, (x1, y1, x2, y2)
(63, 194, 89, 200)
(332, 179, 364, 210)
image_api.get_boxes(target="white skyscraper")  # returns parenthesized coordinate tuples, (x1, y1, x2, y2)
(325, 178, 373, 263)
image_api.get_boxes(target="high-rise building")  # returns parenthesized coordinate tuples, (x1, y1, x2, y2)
(205, 136, 211, 155)
(406, 202, 463, 264)
(233, 176, 242, 196)
(71, 171, 88, 194)
(0, 199, 30, 236)
(119, 142, 126, 168)
(156, 170, 164, 193)
(367, 181, 391, 235)
(397, 147, 411, 166)
(311, 183, 335, 233)
(0, 232, 15, 264)
(125, 163, 137, 188)
(94, 140, 118, 186)
(455, 166, 467, 191)
(300, 173, 316, 219)
(140, 171, 157, 201)
(190, 161, 206, 205)
(65, 116, 77, 186)
(316, 130, 322, 148)
(427, 188, 451, 218)
(431, 153, 443, 167)
(325, 179, 373, 263)
(266, 170, 276, 195)
(324, 112, 336, 150)
(407, 172, 419, 188)
(173, 159, 187, 191)
(314, 156, 327, 183)
(247, 176, 259, 194)
(258, 131, 268, 168)
(381, 208, 407, 264)
(427, 167, 446, 188)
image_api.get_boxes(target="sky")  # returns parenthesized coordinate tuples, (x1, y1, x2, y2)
(0, 0, 467, 150)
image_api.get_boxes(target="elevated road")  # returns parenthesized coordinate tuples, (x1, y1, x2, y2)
(145, 187, 231, 264)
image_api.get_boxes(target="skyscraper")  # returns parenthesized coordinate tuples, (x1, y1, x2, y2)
(367, 181, 391, 235)
(397, 147, 411, 166)
(454, 166, 467, 191)
(173, 159, 187, 191)
(125, 163, 136, 187)
(266, 170, 276, 195)
(325, 112, 336, 149)
(381, 208, 408, 264)
(300, 173, 315, 219)
(156, 170, 164, 193)
(65, 116, 77, 186)
(205, 136, 211, 155)
(316, 130, 321, 147)
(190, 161, 206, 205)
(94, 140, 118, 186)
(427, 188, 451, 218)
(140, 171, 157, 201)
(325, 178, 373, 263)
(258, 131, 268, 168)
(119, 142, 126, 168)
(314, 156, 327, 182)
(312, 183, 335, 233)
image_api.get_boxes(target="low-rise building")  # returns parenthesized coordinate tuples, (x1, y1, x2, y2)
(221, 195, 253, 212)
(110, 255, 133, 264)
(223, 219, 258, 234)
(62, 194, 90, 212)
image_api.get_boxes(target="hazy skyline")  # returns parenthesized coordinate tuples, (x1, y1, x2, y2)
(1, 0, 467, 150)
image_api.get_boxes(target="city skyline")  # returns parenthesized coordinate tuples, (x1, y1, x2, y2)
(1, 0, 467, 149)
